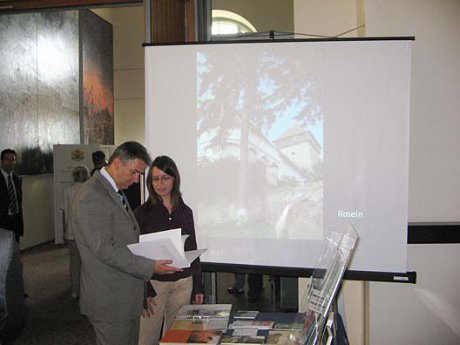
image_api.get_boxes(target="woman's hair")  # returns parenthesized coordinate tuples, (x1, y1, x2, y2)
(146, 156, 182, 210)
(72, 165, 90, 183)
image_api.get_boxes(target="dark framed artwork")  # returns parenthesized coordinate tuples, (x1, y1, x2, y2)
(80, 10, 114, 145)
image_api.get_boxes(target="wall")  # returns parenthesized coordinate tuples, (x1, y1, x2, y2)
(20, 174, 54, 249)
(12, 9, 115, 250)
(93, 6, 146, 146)
(20, 6, 144, 250)
(365, 0, 460, 343)
(366, 0, 460, 224)
(295, 0, 460, 344)
(369, 245, 460, 344)
(0, 11, 80, 174)
(294, 0, 363, 38)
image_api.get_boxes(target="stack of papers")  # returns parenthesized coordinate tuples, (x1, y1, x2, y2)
(127, 228, 206, 268)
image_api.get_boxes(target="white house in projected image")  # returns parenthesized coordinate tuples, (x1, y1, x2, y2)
(197, 118, 323, 240)
(198, 121, 322, 186)
(272, 123, 322, 181)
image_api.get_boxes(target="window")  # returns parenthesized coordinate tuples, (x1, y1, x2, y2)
(211, 10, 257, 36)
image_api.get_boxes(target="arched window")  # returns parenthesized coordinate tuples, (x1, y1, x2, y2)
(211, 10, 257, 36)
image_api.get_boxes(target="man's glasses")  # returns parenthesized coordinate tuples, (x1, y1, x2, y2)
(152, 175, 173, 183)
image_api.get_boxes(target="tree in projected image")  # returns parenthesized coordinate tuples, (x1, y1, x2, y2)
(197, 48, 323, 240)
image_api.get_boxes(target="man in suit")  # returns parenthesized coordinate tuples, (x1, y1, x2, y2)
(90, 150, 107, 176)
(0, 149, 23, 243)
(72, 141, 181, 345)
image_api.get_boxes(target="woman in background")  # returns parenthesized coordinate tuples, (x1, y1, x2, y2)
(61, 165, 90, 299)
(135, 156, 204, 345)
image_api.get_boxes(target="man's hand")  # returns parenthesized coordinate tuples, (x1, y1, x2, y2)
(154, 259, 182, 274)
(142, 297, 156, 318)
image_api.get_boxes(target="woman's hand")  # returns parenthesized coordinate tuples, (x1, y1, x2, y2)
(141, 297, 157, 318)
(194, 293, 205, 304)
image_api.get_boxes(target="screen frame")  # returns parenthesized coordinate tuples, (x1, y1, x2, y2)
(144, 36, 415, 283)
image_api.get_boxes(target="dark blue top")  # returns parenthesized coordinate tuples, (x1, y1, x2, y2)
(134, 198, 204, 295)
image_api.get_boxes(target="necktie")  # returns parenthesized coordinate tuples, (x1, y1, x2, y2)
(7, 174, 19, 215)
(117, 190, 130, 212)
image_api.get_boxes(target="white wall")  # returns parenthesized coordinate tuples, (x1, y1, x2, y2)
(294, 0, 460, 344)
(294, 0, 363, 38)
(20, 174, 54, 250)
(365, 0, 460, 343)
(369, 244, 460, 344)
(93, 6, 146, 145)
(366, 0, 460, 224)
(295, 0, 460, 343)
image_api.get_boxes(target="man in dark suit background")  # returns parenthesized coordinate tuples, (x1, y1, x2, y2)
(73, 141, 181, 345)
(0, 149, 23, 243)
(90, 150, 107, 176)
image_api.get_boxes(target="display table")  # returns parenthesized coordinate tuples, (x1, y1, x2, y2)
(228, 312, 348, 345)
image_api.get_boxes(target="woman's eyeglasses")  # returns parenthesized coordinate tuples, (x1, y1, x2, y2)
(152, 175, 172, 183)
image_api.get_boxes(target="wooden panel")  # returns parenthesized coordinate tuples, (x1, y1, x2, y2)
(1, 0, 198, 43)
(185, 0, 195, 41)
(151, 0, 185, 43)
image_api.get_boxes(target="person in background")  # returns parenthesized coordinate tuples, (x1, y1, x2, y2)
(135, 155, 204, 345)
(0, 149, 23, 244)
(0, 227, 25, 343)
(228, 273, 245, 294)
(61, 165, 90, 299)
(90, 150, 107, 176)
(72, 142, 181, 345)
(228, 273, 264, 301)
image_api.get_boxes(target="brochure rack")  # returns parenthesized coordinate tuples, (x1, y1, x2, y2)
(295, 224, 359, 345)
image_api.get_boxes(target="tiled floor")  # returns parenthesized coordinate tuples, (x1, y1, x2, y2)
(12, 243, 93, 345)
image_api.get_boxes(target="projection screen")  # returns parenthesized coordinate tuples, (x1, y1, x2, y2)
(145, 38, 412, 274)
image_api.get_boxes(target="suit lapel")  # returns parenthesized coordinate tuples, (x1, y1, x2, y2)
(12, 174, 22, 204)
(0, 175, 6, 193)
(95, 173, 127, 213)
(94, 172, 140, 235)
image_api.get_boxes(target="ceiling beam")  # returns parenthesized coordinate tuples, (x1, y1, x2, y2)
(0, 0, 142, 12)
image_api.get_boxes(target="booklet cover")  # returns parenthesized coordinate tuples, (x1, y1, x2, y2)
(127, 228, 206, 268)
(169, 319, 229, 332)
(233, 310, 259, 320)
(272, 321, 304, 331)
(229, 320, 274, 330)
(160, 330, 223, 345)
(220, 335, 265, 345)
(266, 330, 302, 345)
(176, 304, 232, 320)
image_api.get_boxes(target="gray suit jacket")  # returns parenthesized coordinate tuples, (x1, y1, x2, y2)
(72, 171, 154, 323)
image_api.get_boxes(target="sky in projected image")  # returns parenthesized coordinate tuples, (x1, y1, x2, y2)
(196, 51, 324, 241)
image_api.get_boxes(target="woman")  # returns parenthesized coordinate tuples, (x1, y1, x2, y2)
(135, 156, 204, 345)
(61, 165, 90, 299)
